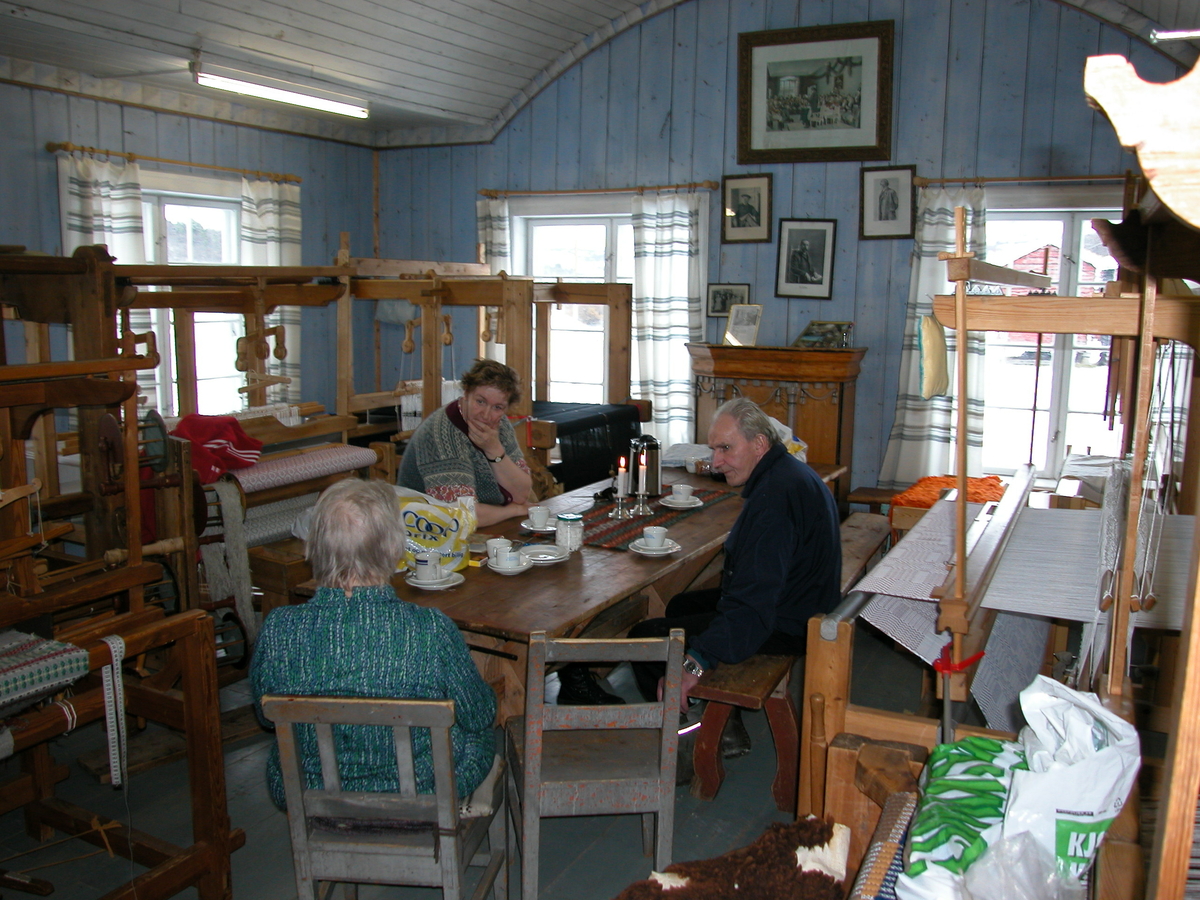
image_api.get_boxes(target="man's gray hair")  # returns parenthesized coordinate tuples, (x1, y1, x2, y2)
(713, 397, 781, 447)
(306, 479, 405, 589)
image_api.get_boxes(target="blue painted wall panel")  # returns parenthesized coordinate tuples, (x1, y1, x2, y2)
(0, 0, 1186, 493)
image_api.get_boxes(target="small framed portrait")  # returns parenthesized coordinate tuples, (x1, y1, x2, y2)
(737, 20, 894, 165)
(722, 304, 763, 347)
(707, 283, 750, 317)
(775, 218, 837, 299)
(860, 165, 916, 239)
(721, 174, 772, 243)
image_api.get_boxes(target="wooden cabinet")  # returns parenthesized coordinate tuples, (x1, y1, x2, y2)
(686, 344, 866, 515)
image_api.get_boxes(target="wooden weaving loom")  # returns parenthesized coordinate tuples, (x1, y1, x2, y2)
(0, 248, 241, 898)
(811, 52, 1200, 898)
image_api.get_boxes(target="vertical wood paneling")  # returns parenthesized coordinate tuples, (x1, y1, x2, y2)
(529, 80, 560, 192)
(3, 0, 1188, 495)
(605, 24, 642, 187)
(1050, 12, 1101, 174)
(555, 65, 583, 187)
(667, 0, 699, 185)
(1019, 0, 1062, 175)
(426, 148, 454, 259)
(976, 0, 1031, 177)
(635, 12, 673, 186)
(577, 45, 611, 189)
(942, 0, 986, 177)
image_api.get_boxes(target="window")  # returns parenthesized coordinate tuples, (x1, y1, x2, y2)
(510, 197, 633, 403)
(980, 189, 1123, 477)
(138, 175, 246, 416)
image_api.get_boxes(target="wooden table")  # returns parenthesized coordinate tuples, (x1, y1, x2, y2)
(397, 471, 743, 721)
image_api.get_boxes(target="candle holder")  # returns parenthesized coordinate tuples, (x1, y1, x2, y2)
(608, 495, 634, 519)
(631, 490, 653, 516)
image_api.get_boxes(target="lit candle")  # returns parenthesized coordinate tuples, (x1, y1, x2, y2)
(638, 452, 647, 495)
(617, 456, 629, 498)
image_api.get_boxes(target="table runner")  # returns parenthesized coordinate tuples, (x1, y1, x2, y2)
(579, 489, 736, 550)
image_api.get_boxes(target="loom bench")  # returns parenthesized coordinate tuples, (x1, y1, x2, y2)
(686, 511, 892, 810)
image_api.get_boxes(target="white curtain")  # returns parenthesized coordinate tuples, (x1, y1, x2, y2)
(241, 177, 303, 404)
(476, 198, 512, 274)
(630, 191, 707, 448)
(57, 154, 146, 264)
(878, 187, 988, 489)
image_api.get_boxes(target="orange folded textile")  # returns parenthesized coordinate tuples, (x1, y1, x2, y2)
(889, 474, 1005, 523)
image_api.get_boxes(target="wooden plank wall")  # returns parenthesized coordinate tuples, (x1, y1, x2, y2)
(377, 0, 1183, 491)
(0, 0, 1186, 491)
(0, 83, 376, 415)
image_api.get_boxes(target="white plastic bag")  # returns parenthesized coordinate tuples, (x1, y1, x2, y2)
(1003, 675, 1140, 886)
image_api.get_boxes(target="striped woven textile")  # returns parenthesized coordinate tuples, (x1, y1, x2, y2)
(0, 630, 90, 718)
(232, 444, 378, 494)
(576, 489, 735, 550)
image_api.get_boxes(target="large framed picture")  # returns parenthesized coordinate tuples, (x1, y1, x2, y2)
(721, 174, 772, 243)
(723, 304, 763, 346)
(860, 165, 916, 239)
(737, 20, 894, 165)
(707, 283, 750, 317)
(776, 219, 837, 299)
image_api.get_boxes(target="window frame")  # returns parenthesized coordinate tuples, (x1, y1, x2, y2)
(981, 186, 1124, 479)
(509, 196, 634, 404)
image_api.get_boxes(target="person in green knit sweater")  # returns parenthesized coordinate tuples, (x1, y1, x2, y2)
(251, 478, 496, 809)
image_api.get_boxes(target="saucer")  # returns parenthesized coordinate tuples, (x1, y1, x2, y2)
(521, 518, 556, 533)
(404, 571, 465, 591)
(487, 556, 534, 575)
(660, 495, 703, 509)
(520, 544, 569, 565)
(628, 538, 682, 557)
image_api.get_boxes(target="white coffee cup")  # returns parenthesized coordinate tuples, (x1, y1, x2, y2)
(495, 548, 524, 569)
(528, 505, 550, 528)
(643, 526, 668, 549)
(486, 538, 512, 562)
(412, 551, 446, 582)
(671, 483, 694, 502)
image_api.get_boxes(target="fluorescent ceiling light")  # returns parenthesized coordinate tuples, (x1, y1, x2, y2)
(192, 63, 368, 119)
(1150, 28, 1200, 41)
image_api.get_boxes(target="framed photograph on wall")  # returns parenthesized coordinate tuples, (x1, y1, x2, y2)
(737, 20, 894, 165)
(860, 165, 915, 239)
(707, 283, 750, 317)
(721, 174, 772, 243)
(776, 219, 837, 299)
(722, 304, 763, 346)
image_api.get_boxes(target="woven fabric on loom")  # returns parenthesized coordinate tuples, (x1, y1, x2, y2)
(243, 492, 321, 546)
(849, 792, 917, 900)
(577, 489, 735, 550)
(0, 630, 89, 717)
(232, 445, 378, 493)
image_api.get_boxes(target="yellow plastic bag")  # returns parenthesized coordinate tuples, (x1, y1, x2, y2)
(393, 486, 477, 573)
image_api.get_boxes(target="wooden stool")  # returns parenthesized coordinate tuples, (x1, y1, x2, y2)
(688, 653, 798, 813)
(847, 486, 897, 515)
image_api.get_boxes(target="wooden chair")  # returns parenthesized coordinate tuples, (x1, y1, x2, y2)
(261, 694, 505, 900)
(505, 630, 685, 900)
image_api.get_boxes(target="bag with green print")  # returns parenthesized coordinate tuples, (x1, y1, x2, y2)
(1000, 675, 1140, 888)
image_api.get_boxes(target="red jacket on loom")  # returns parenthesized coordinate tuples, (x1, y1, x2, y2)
(170, 414, 263, 484)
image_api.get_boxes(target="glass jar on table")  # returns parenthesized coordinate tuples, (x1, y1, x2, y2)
(555, 513, 584, 553)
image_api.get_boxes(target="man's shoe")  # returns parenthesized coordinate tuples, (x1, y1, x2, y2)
(556, 665, 626, 705)
(720, 708, 752, 759)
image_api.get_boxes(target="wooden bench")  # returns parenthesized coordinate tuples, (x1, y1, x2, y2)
(686, 512, 892, 810)
(848, 486, 898, 515)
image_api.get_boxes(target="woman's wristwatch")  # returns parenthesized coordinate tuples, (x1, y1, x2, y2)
(488, 452, 505, 463)
(682, 655, 705, 678)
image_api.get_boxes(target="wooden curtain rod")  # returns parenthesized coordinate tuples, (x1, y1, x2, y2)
(46, 141, 302, 184)
(479, 180, 718, 199)
(914, 173, 1126, 186)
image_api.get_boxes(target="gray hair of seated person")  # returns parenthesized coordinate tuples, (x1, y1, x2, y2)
(713, 397, 781, 448)
(306, 479, 404, 589)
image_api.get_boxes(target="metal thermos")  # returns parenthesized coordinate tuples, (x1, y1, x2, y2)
(629, 434, 662, 496)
